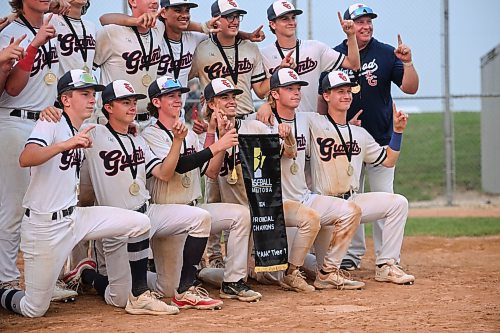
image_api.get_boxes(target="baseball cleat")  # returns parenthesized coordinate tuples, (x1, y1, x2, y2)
(280, 269, 315, 292)
(62, 258, 97, 291)
(51, 280, 78, 302)
(313, 268, 365, 290)
(375, 259, 415, 285)
(125, 290, 179, 315)
(220, 279, 262, 302)
(208, 258, 225, 269)
(172, 286, 223, 310)
(340, 259, 359, 271)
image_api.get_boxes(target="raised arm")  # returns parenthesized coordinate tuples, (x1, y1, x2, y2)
(382, 103, 408, 167)
(395, 34, 419, 94)
(338, 12, 360, 71)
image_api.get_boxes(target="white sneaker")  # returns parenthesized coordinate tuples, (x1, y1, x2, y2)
(313, 268, 365, 290)
(280, 269, 315, 292)
(375, 259, 415, 285)
(51, 280, 78, 302)
(125, 290, 179, 315)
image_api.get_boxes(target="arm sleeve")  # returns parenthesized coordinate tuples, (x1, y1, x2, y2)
(26, 120, 56, 147)
(176, 148, 213, 174)
(143, 142, 162, 178)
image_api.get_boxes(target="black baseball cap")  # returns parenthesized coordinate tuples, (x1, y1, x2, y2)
(321, 70, 357, 92)
(211, 0, 247, 17)
(57, 69, 104, 96)
(267, 1, 303, 21)
(204, 78, 243, 101)
(160, 0, 198, 9)
(343, 3, 377, 21)
(102, 80, 147, 105)
(148, 76, 189, 99)
(270, 68, 308, 90)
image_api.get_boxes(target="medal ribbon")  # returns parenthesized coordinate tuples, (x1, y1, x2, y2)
(325, 113, 353, 163)
(271, 107, 297, 161)
(62, 15, 88, 66)
(105, 124, 138, 181)
(131, 27, 154, 72)
(164, 35, 184, 80)
(275, 39, 299, 71)
(19, 14, 53, 70)
(62, 112, 82, 180)
(213, 34, 239, 84)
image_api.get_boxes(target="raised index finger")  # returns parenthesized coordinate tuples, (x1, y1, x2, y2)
(82, 125, 96, 134)
(353, 109, 363, 119)
(397, 33, 403, 45)
(44, 13, 54, 26)
(337, 11, 343, 24)
(254, 25, 263, 34)
(285, 49, 294, 59)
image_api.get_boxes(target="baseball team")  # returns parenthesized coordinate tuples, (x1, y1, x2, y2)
(0, 0, 419, 318)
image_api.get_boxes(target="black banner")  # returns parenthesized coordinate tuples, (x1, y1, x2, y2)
(239, 134, 288, 272)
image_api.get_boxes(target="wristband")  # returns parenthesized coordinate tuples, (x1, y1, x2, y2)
(17, 44, 38, 72)
(403, 61, 413, 67)
(389, 132, 403, 151)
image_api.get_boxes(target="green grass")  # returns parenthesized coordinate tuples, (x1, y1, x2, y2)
(390, 112, 481, 201)
(365, 217, 500, 237)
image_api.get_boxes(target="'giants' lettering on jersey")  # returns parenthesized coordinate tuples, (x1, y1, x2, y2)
(31, 47, 59, 76)
(121, 47, 162, 75)
(99, 147, 146, 176)
(316, 137, 361, 161)
(269, 56, 318, 76)
(183, 146, 196, 156)
(297, 134, 307, 151)
(204, 58, 253, 80)
(58, 33, 96, 56)
(60, 149, 83, 171)
(157, 52, 194, 76)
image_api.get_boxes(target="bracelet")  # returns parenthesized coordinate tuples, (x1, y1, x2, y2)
(17, 44, 38, 72)
(403, 61, 413, 67)
(201, 22, 210, 34)
(388, 132, 403, 151)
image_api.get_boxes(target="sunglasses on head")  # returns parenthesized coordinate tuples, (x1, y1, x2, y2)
(350, 6, 374, 19)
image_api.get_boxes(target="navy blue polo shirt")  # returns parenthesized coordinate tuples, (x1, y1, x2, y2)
(319, 38, 404, 145)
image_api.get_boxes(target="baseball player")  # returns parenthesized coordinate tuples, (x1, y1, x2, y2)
(260, 0, 359, 114)
(305, 70, 415, 285)
(318, 3, 419, 271)
(0, 0, 59, 293)
(141, 76, 262, 302)
(0, 69, 166, 318)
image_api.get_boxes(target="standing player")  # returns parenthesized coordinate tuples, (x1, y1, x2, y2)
(261, 0, 359, 114)
(307, 71, 414, 285)
(318, 3, 419, 271)
(0, 0, 58, 292)
(142, 76, 261, 302)
(0, 70, 162, 318)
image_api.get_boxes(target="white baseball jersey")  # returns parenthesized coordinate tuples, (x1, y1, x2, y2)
(0, 16, 59, 111)
(308, 113, 387, 195)
(94, 24, 164, 113)
(22, 120, 82, 213)
(53, 15, 96, 76)
(261, 40, 344, 113)
(142, 125, 202, 205)
(83, 124, 162, 209)
(190, 36, 267, 116)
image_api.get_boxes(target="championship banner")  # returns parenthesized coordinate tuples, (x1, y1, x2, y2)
(238, 134, 288, 272)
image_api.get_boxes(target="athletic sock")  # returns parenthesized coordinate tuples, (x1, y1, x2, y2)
(286, 263, 298, 275)
(178, 236, 208, 294)
(320, 269, 329, 276)
(81, 269, 109, 297)
(128, 233, 151, 297)
(0, 288, 24, 315)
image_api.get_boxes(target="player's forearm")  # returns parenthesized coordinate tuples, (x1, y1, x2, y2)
(204, 132, 215, 148)
(342, 33, 360, 71)
(4, 65, 31, 97)
(154, 140, 183, 181)
(382, 131, 403, 167)
(177, 148, 213, 174)
(382, 149, 400, 168)
(100, 13, 137, 26)
(204, 150, 225, 179)
(400, 64, 419, 94)
(19, 142, 67, 167)
(252, 79, 270, 99)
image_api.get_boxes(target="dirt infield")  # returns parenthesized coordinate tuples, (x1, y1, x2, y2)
(1, 236, 499, 333)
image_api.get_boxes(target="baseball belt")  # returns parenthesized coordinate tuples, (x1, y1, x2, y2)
(187, 199, 198, 206)
(10, 109, 40, 121)
(135, 112, 151, 122)
(135, 201, 149, 214)
(335, 191, 353, 200)
(25, 206, 75, 220)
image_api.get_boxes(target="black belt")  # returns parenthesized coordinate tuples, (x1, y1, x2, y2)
(135, 112, 150, 122)
(135, 202, 148, 214)
(10, 109, 40, 121)
(187, 199, 197, 206)
(25, 206, 75, 220)
(335, 191, 352, 200)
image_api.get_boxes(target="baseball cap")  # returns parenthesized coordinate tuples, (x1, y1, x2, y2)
(321, 70, 357, 92)
(270, 68, 308, 90)
(148, 76, 190, 99)
(102, 80, 147, 105)
(211, 0, 247, 17)
(160, 0, 198, 9)
(343, 3, 377, 21)
(57, 69, 104, 96)
(204, 78, 243, 101)
(267, 1, 303, 21)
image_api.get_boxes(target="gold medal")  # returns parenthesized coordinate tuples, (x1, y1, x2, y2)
(227, 168, 238, 185)
(83, 64, 90, 73)
(352, 84, 361, 94)
(181, 174, 191, 188)
(44, 71, 57, 85)
(129, 181, 140, 196)
(142, 74, 153, 87)
(347, 164, 354, 176)
(290, 161, 299, 175)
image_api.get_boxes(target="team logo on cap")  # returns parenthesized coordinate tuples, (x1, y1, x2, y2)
(288, 70, 298, 80)
(338, 72, 348, 81)
(282, 1, 291, 9)
(227, 0, 237, 8)
(221, 79, 232, 88)
(124, 83, 135, 93)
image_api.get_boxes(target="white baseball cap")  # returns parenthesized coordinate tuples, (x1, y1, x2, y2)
(102, 80, 147, 105)
(148, 76, 190, 99)
(270, 68, 308, 90)
(267, 1, 303, 21)
(211, 0, 247, 17)
(204, 78, 243, 101)
(321, 70, 357, 92)
(343, 3, 377, 20)
(160, 0, 198, 9)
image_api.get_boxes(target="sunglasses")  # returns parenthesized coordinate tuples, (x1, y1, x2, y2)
(350, 6, 374, 19)
(161, 79, 182, 90)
